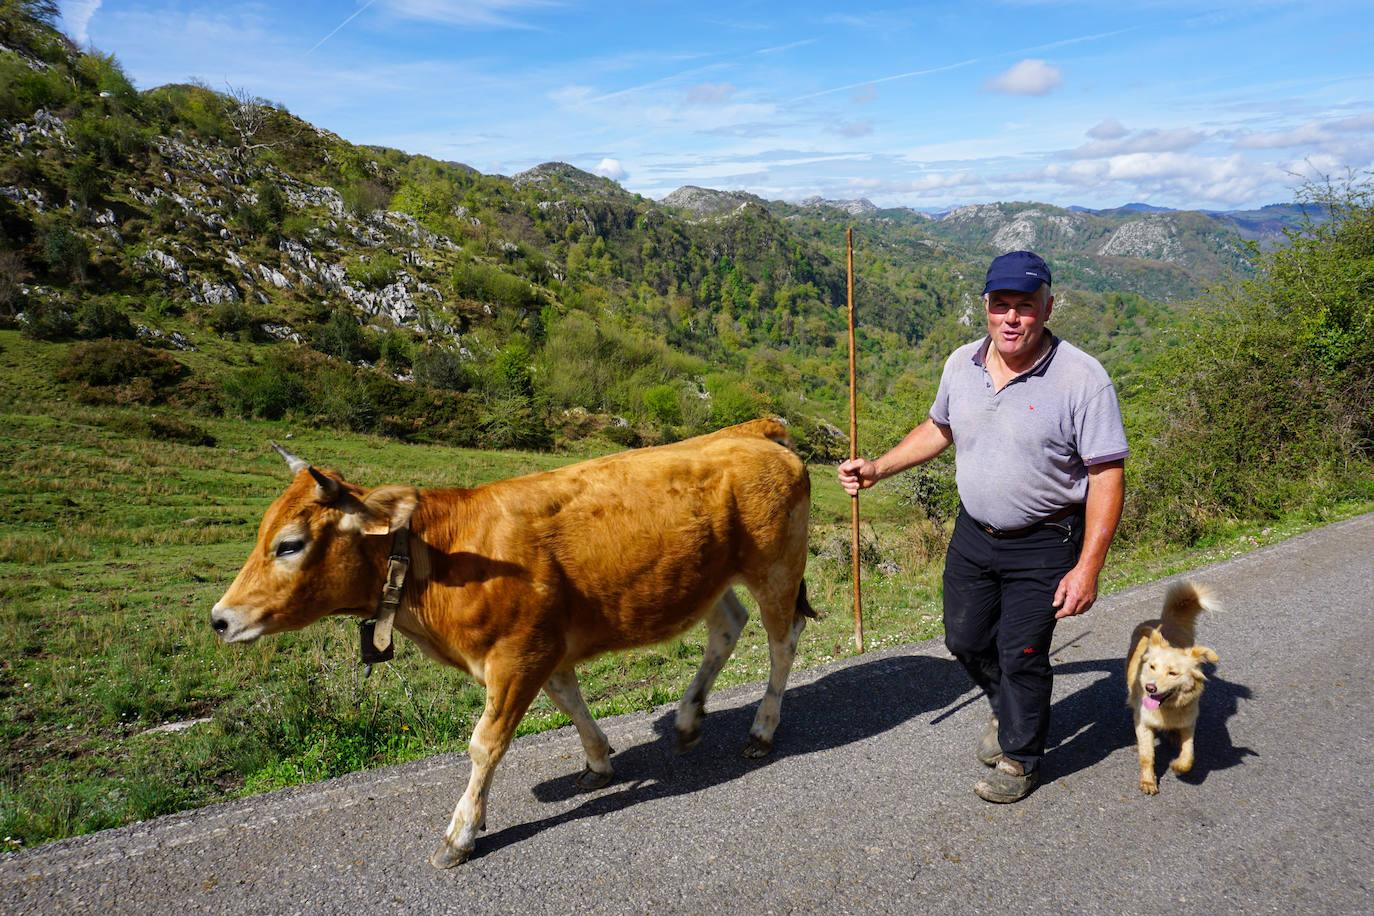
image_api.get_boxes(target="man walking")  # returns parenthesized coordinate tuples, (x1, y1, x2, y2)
(838, 250, 1127, 802)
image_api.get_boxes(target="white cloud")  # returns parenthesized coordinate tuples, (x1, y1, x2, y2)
(830, 120, 873, 138)
(383, 0, 557, 28)
(61, 0, 102, 46)
(1234, 113, 1374, 150)
(985, 59, 1062, 96)
(1086, 118, 1129, 140)
(593, 157, 627, 180)
(685, 83, 736, 106)
(1069, 127, 1205, 159)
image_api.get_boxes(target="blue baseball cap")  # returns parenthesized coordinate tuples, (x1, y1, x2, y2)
(983, 250, 1052, 295)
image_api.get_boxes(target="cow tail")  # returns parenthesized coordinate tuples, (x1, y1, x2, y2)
(796, 578, 819, 620)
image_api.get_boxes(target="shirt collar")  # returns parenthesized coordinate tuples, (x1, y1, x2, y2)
(972, 331, 1060, 375)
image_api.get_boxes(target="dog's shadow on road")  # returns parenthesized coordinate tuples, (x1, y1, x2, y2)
(475, 654, 968, 859)
(1046, 658, 1257, 786)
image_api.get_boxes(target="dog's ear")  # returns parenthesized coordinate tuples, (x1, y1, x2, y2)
(1190, 645, 1219, 664)
(1148, 627, 1167, 648)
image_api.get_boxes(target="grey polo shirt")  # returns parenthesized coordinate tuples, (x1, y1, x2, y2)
(929, 333, 1128, 531)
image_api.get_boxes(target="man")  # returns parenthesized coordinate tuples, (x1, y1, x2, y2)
(838, 250, 1127, 803)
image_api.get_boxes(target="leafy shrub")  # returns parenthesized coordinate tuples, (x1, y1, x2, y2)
(341, 180, 392, 216)
(207, 299, 251, 336)
(345, 253, 400, 290)
(312, 310, 374, 362)
(412, 346, 469, 391)
(0, 249, 31, 317)
(58, 339, 187, 390)
(450, 261, 538, 308)
(223, 355, 307, 420)
(73, 299, 135, 339)
(641, 383, 681, 425)
(102, 413, 216, 447)
(43, 227, 90, 283)
(377, 330, 413, 371)
(895, 455, 959, 524)
(20, 298, 74, 340)
(0, 50, 72, 121)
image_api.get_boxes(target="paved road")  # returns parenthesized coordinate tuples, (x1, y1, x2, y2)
(5, 514, 1373, 914)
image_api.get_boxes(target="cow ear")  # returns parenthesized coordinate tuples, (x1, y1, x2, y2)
(308, 466, 343, 504)
(359, 486, 418, 536)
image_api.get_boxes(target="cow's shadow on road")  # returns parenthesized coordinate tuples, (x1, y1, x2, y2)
(475, 654, 967, 859)
(471, 652, 1257, 859)
(1044, 657, 1256, 786)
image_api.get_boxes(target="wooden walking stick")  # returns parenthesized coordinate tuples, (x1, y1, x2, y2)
(847, 228, 864, 653)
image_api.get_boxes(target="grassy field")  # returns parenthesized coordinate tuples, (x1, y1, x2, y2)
(3, 328, 1370, 851)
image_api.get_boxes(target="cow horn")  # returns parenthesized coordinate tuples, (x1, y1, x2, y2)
(270, 441, 310, 475)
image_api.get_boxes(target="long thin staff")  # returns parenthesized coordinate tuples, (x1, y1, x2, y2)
(847, 228, 864, 653)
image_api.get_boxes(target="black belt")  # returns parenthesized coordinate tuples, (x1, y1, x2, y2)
(967, 504, 1082, 539)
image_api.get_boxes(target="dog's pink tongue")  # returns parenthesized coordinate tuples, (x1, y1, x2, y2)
(1143, 694, 1161, 710)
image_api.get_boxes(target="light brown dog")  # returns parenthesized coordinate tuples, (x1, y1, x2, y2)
(1126, 581, 1220, 795)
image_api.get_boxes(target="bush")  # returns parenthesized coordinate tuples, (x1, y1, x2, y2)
(1125, 176, 1374, 544)
(312, 310, 371, 362)
(0, 50, 72, 121)
(102, 413, 216, 447)
(20, 298, 74, 340)
(74, 299, 135, 339)
(223, 356, 307, 420)
(450, 261, 538, 308)
(641, 383, 681, 425)
(207, 299, 251, 336)
(345, 253, 400, 290)
(341, 180, 392, 216)
(58, 339, 186, 389)
(412, 346, 469, 391)
(43, 226, 90, 284)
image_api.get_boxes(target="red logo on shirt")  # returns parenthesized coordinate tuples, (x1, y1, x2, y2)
(1023, 647, 1036, 654)
(1028, 405, 1036, 411)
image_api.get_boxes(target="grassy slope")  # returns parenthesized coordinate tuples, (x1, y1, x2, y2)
(4, 329, 1372, 850)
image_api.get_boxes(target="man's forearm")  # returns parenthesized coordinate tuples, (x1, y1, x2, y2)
(1078, 461, 1125, 574)
(873, 419, 954, 481)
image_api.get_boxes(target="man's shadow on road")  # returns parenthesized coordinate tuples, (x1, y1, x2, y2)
(1044, 656, 1256, 786)
(476, 654, 967, 859)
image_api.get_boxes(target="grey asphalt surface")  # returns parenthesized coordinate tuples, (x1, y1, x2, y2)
(4, 513, 1373, 914)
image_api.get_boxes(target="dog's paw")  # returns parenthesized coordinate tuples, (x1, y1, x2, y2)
(1169, 757, 1193, 775)
(1139, 777, 1159, 795)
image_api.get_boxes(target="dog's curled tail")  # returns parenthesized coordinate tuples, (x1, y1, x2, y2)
(1160, 580, 1219, 645)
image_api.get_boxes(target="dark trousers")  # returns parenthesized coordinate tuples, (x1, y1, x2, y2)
(942, 505, 1084, 773)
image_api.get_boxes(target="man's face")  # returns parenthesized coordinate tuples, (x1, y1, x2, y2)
(984, 286, 1053, 365)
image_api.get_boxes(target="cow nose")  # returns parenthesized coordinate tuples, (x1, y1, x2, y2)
(211, 615, 228, 634)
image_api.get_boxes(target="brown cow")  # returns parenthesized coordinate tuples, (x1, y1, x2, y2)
(211, 419, 815, 868)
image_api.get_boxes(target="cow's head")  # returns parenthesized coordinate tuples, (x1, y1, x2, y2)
(210, 444, 417, 643)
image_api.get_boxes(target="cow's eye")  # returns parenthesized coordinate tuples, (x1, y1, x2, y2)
(275, 539, 305, 557)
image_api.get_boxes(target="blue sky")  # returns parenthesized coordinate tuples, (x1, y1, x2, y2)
(60, 1, 1374, 210)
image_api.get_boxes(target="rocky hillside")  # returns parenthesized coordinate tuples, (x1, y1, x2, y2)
(0, 3, 1302, 455)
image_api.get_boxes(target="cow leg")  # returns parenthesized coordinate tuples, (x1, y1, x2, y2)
(744, 588, 807, 759)
(431, 656, 551, 869)
(675, 589, 749, 752)
(544, 668, 615, 790)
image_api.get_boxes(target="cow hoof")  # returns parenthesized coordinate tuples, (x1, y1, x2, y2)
(676, 727, 701, 754)
(430, 839, 473, 870)
(742, 735, 773, 759)
(575, 766, 614, 791)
